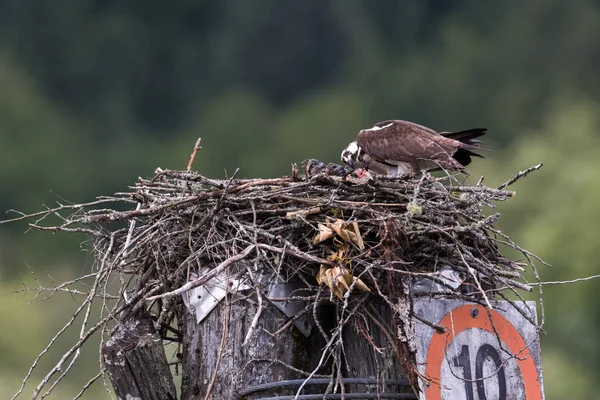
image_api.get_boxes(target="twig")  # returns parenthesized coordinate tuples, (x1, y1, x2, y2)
(242, 284, 264, 347)
(410, 311, 446, 334)
(145, 245, 255, 301)
(73, 371, 104, 400)
(187, 138, 202, 171)
(256, 243, 332, 266)
(1, 198, 126, 225)
(540, 274, 600, 285)
(497, 163, 543, 190)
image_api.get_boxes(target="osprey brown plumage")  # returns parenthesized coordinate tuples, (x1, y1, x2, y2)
(341, 120, 487, 177)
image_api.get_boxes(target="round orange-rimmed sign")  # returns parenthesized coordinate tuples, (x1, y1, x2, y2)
(414, 300, 544, 400)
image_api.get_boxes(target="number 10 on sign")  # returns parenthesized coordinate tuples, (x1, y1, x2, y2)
(453, 343, 506, 400)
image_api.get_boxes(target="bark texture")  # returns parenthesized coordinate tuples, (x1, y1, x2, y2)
(180, 295, 315, 399)
(343, 301, 414, 395)
(101, 290, 411, 399)
(180, 294, 412, 399)
(103, 315, 177, 400)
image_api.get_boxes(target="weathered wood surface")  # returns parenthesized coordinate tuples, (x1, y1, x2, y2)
(343, 301, 412, 395)
(103, 315, 177, 400)
(180, 292, 411, 399)
(101, 288, 410, 399)
(180, 293, 315, 399)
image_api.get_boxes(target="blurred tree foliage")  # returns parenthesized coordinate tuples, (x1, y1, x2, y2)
(0, 0, 598, 137)
(1, 1, 600, 398)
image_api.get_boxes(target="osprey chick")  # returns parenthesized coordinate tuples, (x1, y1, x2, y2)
(341, 120, 487, 177)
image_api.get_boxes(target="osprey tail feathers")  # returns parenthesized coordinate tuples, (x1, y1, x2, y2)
(441, 128, 487, 148)
(443, 128, 490, 159)
(440, 128, 488, 168)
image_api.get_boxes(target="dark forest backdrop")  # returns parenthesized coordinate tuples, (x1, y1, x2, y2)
(1, 1, 599, 398)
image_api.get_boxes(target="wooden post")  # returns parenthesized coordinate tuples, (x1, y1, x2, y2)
(103, 315, 177, 400)
(102, 275, 412, 399)
(342, 301, 414, 395)
(179, 293, 413, 398)
(180, 295, 317, 399)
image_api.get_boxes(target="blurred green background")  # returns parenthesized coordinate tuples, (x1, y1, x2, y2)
(1, 1, 599, 398)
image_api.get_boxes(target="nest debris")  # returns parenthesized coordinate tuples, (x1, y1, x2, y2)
(5, 148, 546, 398)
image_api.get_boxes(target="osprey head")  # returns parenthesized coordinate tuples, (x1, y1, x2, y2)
(341, 141, 363, 168)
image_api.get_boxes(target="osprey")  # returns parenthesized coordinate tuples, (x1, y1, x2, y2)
(341, 120, 487, 177)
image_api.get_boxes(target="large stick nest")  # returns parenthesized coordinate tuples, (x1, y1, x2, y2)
(98, 165, 542, 306)
(7, 156, 546, 398)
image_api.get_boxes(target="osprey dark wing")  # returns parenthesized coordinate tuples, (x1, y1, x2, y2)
(356, 120, 484, 171)
(341, 119, 488, 176)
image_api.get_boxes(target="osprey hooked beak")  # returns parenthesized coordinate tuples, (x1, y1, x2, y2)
(341, 141, 360, 169)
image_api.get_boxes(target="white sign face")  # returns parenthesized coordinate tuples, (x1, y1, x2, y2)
(413, 299, 544, 400)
